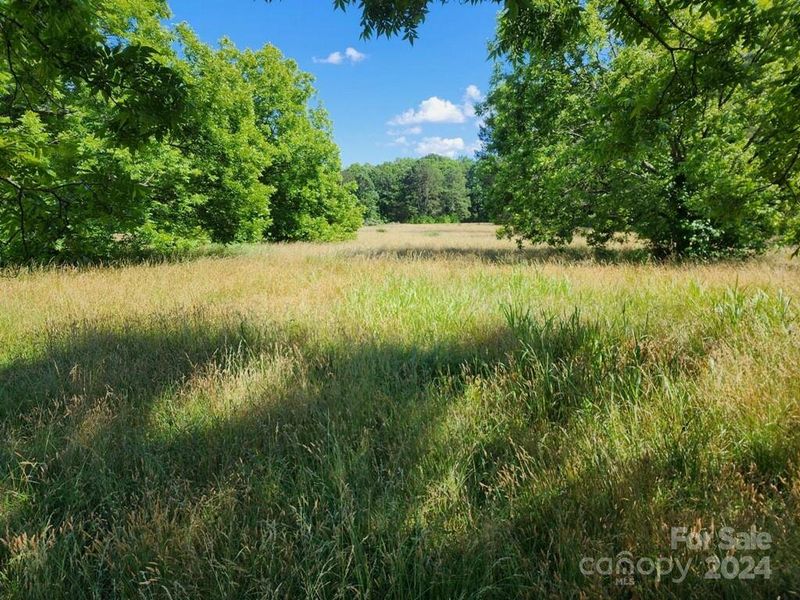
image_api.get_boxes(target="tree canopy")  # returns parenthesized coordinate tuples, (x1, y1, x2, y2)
(473, 0, 800, 256)
(3, 0, 799, 261)
(0, 0, 361, 263)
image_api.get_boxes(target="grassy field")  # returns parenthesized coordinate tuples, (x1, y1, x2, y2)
(1, 223, 798, 598)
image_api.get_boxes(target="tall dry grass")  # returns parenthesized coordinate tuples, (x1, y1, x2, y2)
(1, 224, 798, 598)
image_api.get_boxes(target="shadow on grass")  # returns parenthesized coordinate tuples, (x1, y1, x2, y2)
(343, 245, 652, 266)
(0, 307, 796, 598)
(0, 243, 257, 277)
(0, 309, 520, 597)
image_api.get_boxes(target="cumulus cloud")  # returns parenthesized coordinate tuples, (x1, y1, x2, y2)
(413, 136, 483, 157)
(464, 85, 482, 102)
(344, 47, 366, 62)
(389, 85, 485, 125)
(313, 47, 367, 65)
(415, 137, 466, 157)
(386, 86, 484, 156)
(463, 84, 483, 118)
(313, 51, 343, 65)
(389, 97, 467, 126)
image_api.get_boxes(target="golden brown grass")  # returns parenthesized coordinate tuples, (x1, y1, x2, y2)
(1, 224, 798, 598)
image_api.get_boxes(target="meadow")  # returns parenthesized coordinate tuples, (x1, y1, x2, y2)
(1, 223, 798, 598)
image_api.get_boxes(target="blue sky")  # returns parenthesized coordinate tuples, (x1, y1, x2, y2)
(166, 0, 501, 166)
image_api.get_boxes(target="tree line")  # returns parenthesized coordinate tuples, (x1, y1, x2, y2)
(3, 0, 799, 262)
(343, 156, 490, 224)
(0, 0, 361, 264)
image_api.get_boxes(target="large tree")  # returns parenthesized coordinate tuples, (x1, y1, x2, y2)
(478, 4, 794, 256)
(0, 0, 191, 261)
(0, 0, 361, 263)
(437, 157, 471, 221)
(343, 164, 382, 224)
(404, 159, 445, 219)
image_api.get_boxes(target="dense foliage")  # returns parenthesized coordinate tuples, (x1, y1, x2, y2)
(0, 0, 361, 264)
(343, 156, 489, 224)
(5, 0, 799, 261)
(477, 0, 800, 257)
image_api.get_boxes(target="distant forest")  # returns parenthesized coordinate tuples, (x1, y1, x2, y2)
(343, 156, 491, 225)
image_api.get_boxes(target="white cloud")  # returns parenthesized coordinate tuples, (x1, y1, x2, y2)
(389, 85, 485, 125)
(415, 137, 466, 158)
(464, 85, 482, 103)
(313, 51, 343, 65)
(463, 84, 483, 118)
(389, 97, 467, 126)
(386, 87, 484, 156)
(414, 136, 483, 157)
(344, 47, 366, 62)
(313, 47, 367, 65)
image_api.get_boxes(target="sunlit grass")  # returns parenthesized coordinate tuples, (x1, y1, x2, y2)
(1, 224, 798, 598)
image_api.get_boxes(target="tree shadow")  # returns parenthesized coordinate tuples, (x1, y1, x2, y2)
(437, 438, 798, 598)
(407, 310, 798, 597)
(0, 243, 247, 275)
(416, 427, 785, 596)
(1, 306, 794, 598)
(343, 245, 651, 266)
(0, 308, 520, 597)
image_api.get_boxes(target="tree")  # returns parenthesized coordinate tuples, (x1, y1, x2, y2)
(404, 159, 445, 220)
(465, 158, 492, 222)
(0, 1, 362, 263)
(0, 0, 187, 143)
(371, 159, 413, 222)
(345, 156, 479, 224)
(479, 50, 601, 248)
(437, 157, 471, 221)
(0, 0, 191, 262)
(343, 164, 382, 224)
(478, 8, 788, 256)
(217, 39, 362, 242)
(172, 28, 273, 245)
